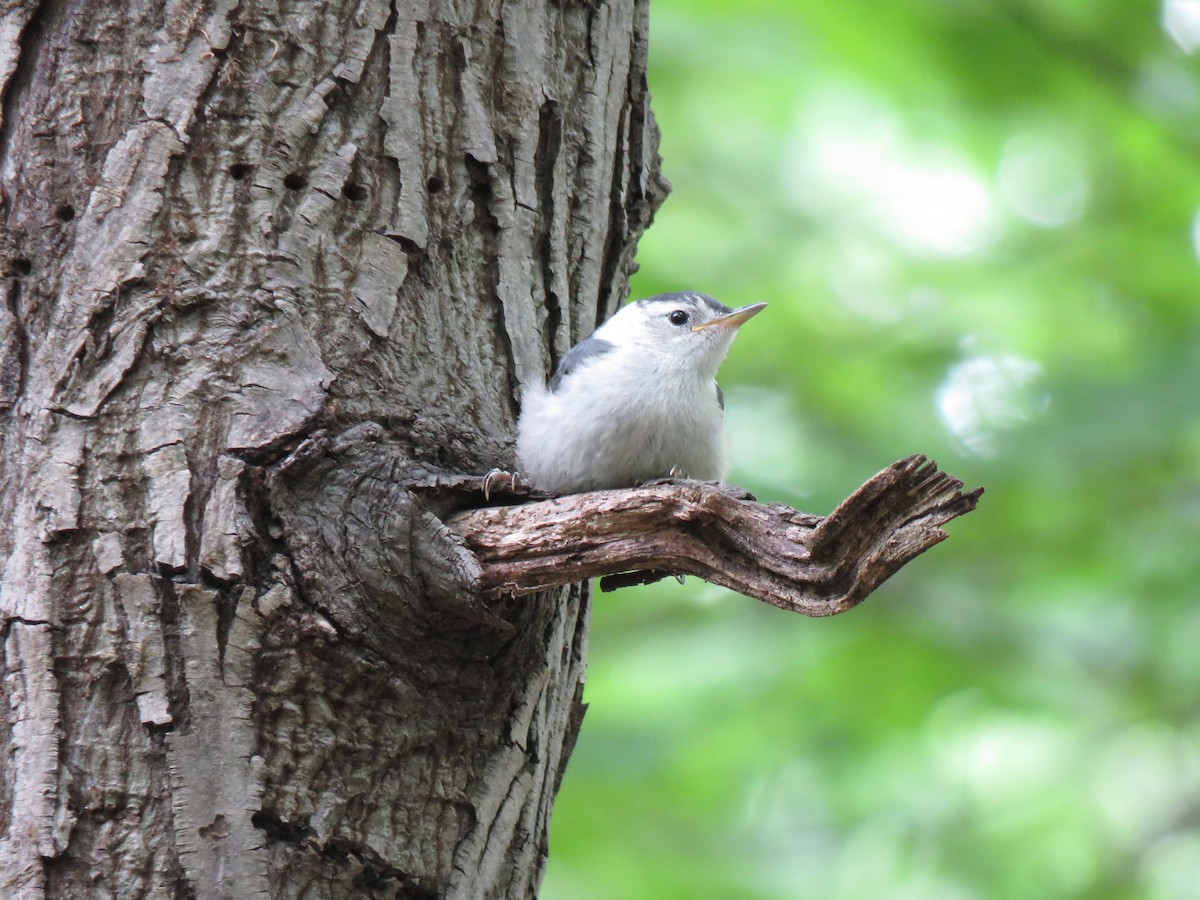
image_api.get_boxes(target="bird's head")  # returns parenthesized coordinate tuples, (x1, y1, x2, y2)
(594, 292, 767, 378)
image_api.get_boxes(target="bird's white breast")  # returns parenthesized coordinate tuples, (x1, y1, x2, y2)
(516, 343, 725, 493)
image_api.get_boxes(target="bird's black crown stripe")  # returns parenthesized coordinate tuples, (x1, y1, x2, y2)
(634, 291, 733, 317)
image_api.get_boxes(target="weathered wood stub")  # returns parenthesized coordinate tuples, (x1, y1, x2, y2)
(449, 455, 981, 614)
(0, 0, 665, 896)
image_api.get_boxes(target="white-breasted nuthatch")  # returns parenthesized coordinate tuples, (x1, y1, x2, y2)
(515, 291, 766, 494)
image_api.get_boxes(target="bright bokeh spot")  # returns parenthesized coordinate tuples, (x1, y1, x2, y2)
(785, 91, 998, 259)
(997, 133, 1089, 228)
(936, 352, 1046, 457)
(1163, 0, 1200, 53)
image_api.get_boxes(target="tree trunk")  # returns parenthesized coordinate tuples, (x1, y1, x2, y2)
(0, 0, 664, 895)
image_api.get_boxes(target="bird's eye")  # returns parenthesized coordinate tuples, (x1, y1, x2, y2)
(668, 309, 689, 326)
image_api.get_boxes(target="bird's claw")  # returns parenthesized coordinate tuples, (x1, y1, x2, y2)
(668, 465, 687, 479)
(482, 468, 522, 501)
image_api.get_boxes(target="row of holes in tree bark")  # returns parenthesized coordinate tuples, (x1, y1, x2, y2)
(225, 163, 447, 199)
(224, 163, 368, 201)
(3, 167, 387, 279)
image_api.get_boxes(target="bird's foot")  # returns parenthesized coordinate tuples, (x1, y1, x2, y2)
(481, 468, 522, 501)
(668, 465, 687, 479)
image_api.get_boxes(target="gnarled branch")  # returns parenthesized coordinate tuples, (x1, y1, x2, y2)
(447, 455, 982, 616)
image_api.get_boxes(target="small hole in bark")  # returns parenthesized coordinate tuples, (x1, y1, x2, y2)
(341, 182, 367, 202)
(426, 176, 444, 194)
(9, 257, 31, 276)
(55, 204, 76, 222)
(283, 172, 307, 190)
(229, 163, 252, 180)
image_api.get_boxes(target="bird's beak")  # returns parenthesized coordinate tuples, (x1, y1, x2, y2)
(691, 302, 767, 332)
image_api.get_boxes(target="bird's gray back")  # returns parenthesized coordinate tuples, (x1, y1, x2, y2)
(548, 336, 616, 392)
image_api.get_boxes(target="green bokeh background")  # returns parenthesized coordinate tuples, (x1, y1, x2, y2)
(543, 2, 1200, 898)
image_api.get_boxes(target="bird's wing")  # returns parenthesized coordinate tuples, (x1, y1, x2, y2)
(548, 337, 616, 392)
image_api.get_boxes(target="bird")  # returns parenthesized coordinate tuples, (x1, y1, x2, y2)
(512, 291, 766, 494)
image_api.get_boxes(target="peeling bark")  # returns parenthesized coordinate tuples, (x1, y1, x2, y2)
(0, 0, 665, 896)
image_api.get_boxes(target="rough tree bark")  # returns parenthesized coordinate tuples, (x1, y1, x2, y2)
(0, 0, 664, 896)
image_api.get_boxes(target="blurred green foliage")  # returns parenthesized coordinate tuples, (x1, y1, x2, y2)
(543, 1, 1200, 898)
